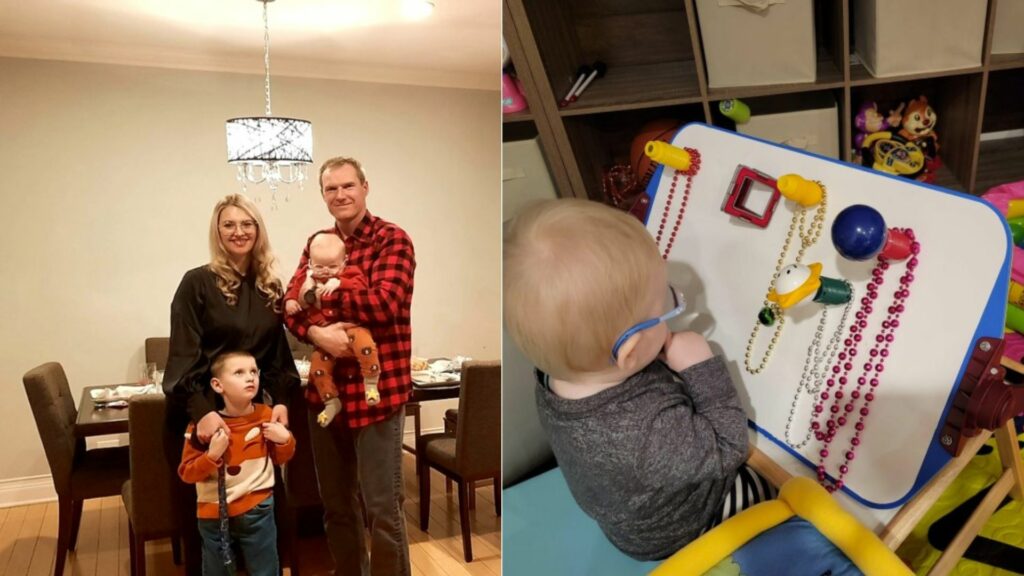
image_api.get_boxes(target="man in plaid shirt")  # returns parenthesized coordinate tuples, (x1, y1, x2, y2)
(284, 156, 415, 576)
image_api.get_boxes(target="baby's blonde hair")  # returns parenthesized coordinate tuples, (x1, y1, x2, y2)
(310, 232, 347, 262)
(503, 199, 663, 379)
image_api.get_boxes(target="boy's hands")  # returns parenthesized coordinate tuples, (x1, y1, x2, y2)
(262, 421, 292, 444)
(662, 331, 714, 373)
(284, 299, 302, 316)
(208, 428, 229, 460)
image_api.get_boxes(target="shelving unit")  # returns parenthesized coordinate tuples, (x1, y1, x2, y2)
(504, 0, 1024, 200)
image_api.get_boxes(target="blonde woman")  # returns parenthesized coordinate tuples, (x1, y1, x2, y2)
(163, 193, 299, 575)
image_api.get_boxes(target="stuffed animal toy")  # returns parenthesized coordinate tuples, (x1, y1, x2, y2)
(897, 96, 940, 175)
(853, 101, 904, 150)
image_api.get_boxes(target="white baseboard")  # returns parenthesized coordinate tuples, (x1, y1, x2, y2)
(0, 475, 56, 509)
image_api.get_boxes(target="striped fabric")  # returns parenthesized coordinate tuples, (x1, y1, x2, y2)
(702, 463, 778, 534)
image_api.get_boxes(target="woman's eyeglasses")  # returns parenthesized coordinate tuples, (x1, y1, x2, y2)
(611, 285, 687, 362)
(220, 220, 257, 233)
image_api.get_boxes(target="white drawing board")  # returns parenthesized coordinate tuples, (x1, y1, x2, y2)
(645, 124, 1010, 509)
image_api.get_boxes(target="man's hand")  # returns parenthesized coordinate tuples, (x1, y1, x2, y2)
(662, 331, 714, 373)
(318, 277, 342, 297)
(309, 324, 352, 357)
(208, 428, 229, 460)
(284, 299, 302, 316)
(262, 421, 292, 444)
(196, 411, 229, 444)
(270, 404, 289, 428)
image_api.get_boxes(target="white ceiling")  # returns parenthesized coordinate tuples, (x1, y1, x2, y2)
(0, 0, 500, 90)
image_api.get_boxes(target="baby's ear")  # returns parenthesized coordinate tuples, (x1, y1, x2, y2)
(210, 377, 224, 394)
(614, 332, 644, 373)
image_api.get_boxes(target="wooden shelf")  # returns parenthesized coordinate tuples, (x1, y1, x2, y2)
(989, 53, 1024, 72)
(558, 61, 702, 117)
(503, 110, 535, 123)
(507, 0, 1020, 199)
(850, 63, 984, 87)
(706, 54, 844, 101)
(975, 137, 1024, 194)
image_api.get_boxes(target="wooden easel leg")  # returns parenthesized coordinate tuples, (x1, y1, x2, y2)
(994, 419, 1024, 501)
(881, 432, 991, 550)
(925, 421, 1024, 575)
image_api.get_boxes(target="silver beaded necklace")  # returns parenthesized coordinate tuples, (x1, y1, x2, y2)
(784, 281, 854, 450)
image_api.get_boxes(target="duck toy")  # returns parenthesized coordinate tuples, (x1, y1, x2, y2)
(760, 263, 852, 325)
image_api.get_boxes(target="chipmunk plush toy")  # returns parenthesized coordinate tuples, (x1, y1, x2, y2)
(898, 96, 940, 162)
(895, 96, 942, 183)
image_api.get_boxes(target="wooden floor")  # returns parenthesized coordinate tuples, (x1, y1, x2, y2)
(0, 452, 501, 576)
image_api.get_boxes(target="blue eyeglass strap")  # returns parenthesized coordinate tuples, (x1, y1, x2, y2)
(610, 290, 686, 362)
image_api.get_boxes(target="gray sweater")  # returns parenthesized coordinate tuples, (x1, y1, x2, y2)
(535, 356, 749, 560)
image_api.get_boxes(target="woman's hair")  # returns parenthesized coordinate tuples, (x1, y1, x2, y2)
(207, 193, 284, 311)
(503, 199, 663, 378)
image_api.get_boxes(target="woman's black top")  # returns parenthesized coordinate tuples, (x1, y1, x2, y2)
(163, 266, 300, 422)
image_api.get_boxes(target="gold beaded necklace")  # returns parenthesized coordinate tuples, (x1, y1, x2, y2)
(744, 179, 827, 375)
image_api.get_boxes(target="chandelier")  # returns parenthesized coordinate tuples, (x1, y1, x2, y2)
(226, 0, 312, 204)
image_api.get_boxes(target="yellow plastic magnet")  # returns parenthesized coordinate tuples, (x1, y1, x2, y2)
(644, 141, 692, 172)
(1008, 199, 1024, 219)
(777, 173, 823, 207)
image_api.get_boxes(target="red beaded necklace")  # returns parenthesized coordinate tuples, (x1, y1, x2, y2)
(654, 148, 701, 259)
(811, 229, 920, 492)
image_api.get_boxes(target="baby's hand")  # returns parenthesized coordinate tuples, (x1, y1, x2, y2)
(662, 331, 713, 373)
(284, 299, 302, 316)
(262, 421, 292, 444)
(318, 278, 342, 297)
(208, 428, 229, 460)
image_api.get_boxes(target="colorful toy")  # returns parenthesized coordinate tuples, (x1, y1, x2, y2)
(898, 96, 940, 162)
(853, 101, 904, 150)
(644, 141, 692, 172)
(830, 204, 913, 261)
(652, 477, 912, 576)
(722, 166, 781, 228)
(719, 98, 751, 124)
(631, 119, 681, 191)
(767, 263, 852, 310)
(501, 72, 528, 114)
(776, 173, 823, 207)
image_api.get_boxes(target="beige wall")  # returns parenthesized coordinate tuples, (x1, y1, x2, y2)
(0, 57, 500, 483)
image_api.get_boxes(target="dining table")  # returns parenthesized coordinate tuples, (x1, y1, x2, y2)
(75, 384, 134, 437)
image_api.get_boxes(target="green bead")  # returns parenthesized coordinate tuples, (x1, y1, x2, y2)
(758, 306, 776, 326)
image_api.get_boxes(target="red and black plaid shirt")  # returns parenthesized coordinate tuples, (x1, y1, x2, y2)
(285, 212, 415, 428)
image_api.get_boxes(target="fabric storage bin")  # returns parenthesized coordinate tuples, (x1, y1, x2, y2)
(503, 137, 557, 221)
(695, 0, 816, 88)
(992, 0, 1024, 55)
(854, 0, 987, 77)
(736, 94, 839, 159)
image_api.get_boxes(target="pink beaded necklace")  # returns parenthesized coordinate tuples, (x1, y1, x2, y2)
(812, 229, 920, 492)
(654, 148, 701, 260)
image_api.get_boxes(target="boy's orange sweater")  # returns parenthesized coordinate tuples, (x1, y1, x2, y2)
(178, 404, 295, 519)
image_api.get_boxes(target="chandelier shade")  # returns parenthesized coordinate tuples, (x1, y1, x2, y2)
(226, 0, 312, 200)
(226, 116, 313, 164)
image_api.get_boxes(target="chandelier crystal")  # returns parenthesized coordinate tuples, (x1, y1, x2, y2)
(226, 0, 312, 205)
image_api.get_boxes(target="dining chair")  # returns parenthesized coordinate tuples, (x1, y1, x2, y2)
(122, 394, 181, 576)
(417, 360, 501, 562)
(23, 362, 130, 576)
(144, 337, 170, 371)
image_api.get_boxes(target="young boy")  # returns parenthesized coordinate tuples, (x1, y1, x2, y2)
(504, 199, 772, 561)
(178, 351, 296, 576)
(284, 232, 382, 426)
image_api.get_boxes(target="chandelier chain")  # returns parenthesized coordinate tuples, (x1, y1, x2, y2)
(263, 0, 272, 116)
